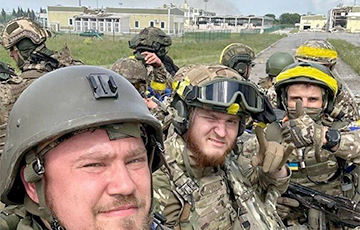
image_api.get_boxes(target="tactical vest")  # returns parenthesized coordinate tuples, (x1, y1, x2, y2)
(161, 134, 286, 230)
(265, 120, 358, 198)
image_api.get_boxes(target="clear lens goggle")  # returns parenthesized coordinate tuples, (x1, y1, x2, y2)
(195, 78, 264, 113)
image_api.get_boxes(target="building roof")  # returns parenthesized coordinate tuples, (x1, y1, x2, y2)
(106, 7, 184, 16)
(301, 15, 327, 20)
(48, 6, 83, 12)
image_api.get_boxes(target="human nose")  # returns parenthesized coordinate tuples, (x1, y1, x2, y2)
(214, 121, 227, 137)
(301, 99, 309, 107)
(106, 164, 136, 196)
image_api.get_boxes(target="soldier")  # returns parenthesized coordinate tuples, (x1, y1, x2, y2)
(111, 57, 172, 130)
(0, 17, 83, 155)
(295, 38, 359, 121)
(129, 26, 179, 77)
(153, 64, 293, 229)
(259, 52, 295, 90)
(127, 27, 177, 100)
(0, 65, 170, 230)
(252, 62, 360, 229)
(219, 43, 255, 79)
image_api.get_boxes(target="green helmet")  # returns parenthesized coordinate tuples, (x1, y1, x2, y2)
(1, 17, 49, 50)
(274, 62, 338, 111)
(219, 43, 255, 78)
(265, 52, 295, 77)
(295, 39, 338, 70)
(129, 27, 171, 58)
(0, 65, 164, 205)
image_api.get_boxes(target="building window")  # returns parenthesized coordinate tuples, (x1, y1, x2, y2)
(134, 20, 140, 28)
(69, 18, 73, 26)
(99, 22, 105, 32)
(149, 21, 155, 27)
(91, 21, 97, 30)
(160, 21, 165, 29)
(83, 21, 89, 31)
(75, 21, 81, 31)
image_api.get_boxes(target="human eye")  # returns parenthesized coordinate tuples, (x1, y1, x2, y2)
(226, 119, 239, 126)
(83, 162, 105, 168)
(127, 156, 147, 164)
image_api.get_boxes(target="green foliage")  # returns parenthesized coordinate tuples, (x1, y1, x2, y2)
(0, 33, 286, 71)
(265, 14, 276, 20)
(328, 39, 360, 74)
(279, 13, 301, 25)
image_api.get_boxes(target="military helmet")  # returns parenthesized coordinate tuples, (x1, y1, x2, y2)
(274, 62, 338, 111)
(128, 26, 172, 53)
(295, 39, 338, 70)
(266, 52, 295, 77)
(1, 17, 49, 50)
(219, 43, 255, 78)
(171, 64, 266, 135)
(0, 65, 164, 205)
(111, 57, 147, 84)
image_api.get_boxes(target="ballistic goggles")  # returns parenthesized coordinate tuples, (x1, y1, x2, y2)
(182, 78, 264, 114)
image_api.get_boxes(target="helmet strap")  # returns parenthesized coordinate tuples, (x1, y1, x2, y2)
(24, 150, 65, 230)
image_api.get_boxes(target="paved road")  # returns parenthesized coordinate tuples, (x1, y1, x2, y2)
(251, 31, 360, 101)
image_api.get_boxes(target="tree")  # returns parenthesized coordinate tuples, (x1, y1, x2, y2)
(1, 8, 6, 22)
(265, 14, 276, 20)
(279, 13, 301, 25)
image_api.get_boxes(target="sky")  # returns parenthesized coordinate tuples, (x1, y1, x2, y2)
(1, 0, 358, 17)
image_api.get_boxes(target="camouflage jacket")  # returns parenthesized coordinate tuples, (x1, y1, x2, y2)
(0, 204, 170, 230)
(243, 120, 360, 194)
(0, 45, 83, 156)
(153, 132, 290, 229)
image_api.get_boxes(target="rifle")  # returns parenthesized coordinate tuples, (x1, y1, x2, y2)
(284, 182, 360, 228)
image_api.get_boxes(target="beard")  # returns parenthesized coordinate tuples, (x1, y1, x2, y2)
(184, 130, 236, 168)
(46, 191, 151, 230)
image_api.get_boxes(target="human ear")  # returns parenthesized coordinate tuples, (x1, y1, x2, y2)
(20, 166, 39, 204)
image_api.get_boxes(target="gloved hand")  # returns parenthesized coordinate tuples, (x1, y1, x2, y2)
(282, 100, 324, 149)
(251, 125, 294, 173)
(276, 197, 300, 219)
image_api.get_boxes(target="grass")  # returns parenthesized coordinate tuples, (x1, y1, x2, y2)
(328, 39, 360, 74)
(0, 33, 286, 71)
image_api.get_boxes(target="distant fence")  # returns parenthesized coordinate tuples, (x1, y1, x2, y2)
(182, 30, 232, 43)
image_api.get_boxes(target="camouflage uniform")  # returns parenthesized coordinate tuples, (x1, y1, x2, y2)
(0, 17, 83, 156)
(256, 62, 360, 229)
(153, 132, 290, 230)
(111, 56, 173, 129)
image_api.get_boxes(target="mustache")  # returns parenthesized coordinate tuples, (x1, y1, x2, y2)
(93, 194, 146, 215)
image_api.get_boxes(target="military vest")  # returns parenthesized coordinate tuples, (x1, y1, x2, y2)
(161, 133, 286, 230)
(265, 120, 357, 198)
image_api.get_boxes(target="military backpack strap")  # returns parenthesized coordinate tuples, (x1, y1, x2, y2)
(0, 205, 27, 230)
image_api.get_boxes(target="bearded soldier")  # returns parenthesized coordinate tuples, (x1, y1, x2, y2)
(152, 64, 293, 229)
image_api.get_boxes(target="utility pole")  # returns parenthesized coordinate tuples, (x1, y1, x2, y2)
(204, 0, 209, 12)
(79, 0, 81, 6)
